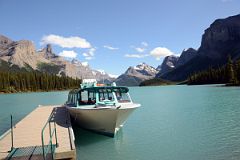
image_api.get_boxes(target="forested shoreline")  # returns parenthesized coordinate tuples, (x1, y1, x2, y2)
(0, 71, 81, 93)
(188, 57, 240, 86)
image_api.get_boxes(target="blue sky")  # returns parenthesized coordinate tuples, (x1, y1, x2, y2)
(0, 0, 239, 76)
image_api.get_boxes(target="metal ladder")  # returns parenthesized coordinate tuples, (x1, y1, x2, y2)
(41, 109, 58, 160)
(2, 110, 58, 160)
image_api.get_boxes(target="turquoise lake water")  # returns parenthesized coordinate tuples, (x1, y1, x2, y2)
(0, 85, 240, 160)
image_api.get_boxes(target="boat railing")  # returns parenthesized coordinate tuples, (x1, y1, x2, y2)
(41, 108, 58, 160)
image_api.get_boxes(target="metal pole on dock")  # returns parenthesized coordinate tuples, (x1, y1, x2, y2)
(10, 115, 14, 151)
(54, 122, 58, 147)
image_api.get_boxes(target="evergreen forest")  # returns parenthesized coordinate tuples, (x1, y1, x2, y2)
(0, 71, 81, 93)
(188, 57, 240, 86)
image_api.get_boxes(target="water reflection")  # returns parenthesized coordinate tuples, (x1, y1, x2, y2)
(73, 126, 108, 146)
(73, 126, 124, 148)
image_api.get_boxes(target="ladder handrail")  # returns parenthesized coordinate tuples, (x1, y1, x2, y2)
(41, 108, 58, 160)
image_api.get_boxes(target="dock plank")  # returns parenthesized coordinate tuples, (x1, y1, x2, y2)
(0, 105, 76, 160)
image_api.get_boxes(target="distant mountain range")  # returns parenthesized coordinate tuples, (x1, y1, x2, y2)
(1, 14, 240, 86)
(116, 14, 240, 85)
(115, 48, 198, 86)
(0, 35, 114, 82)
(160, 14, 240, 81)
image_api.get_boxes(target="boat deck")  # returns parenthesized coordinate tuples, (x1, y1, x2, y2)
(0, 105, 76, 160)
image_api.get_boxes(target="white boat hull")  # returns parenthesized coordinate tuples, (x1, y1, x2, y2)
(67, 103, 140, 137)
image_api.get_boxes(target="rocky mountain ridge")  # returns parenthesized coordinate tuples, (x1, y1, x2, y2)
(115, 48, 198, 86)
(176, 48, 197, 67)
(159, 14, 240, 81)
(118, 14, 240, 85)
(0, 35, 114, 81)
(156, 55, 179, 76)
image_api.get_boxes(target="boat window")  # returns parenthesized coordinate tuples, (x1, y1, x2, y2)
(68, 94, 70, 102)
(70, 95, 73, 103)
(79, 90, 88, 105)
(82, 91, 88, 100)
(69, 93, 77, 106)
(79, 90, 96, 105)
(115, 92, 131, 103)
(88, 91, 96, 104)
(74, 94, 77, 105)
(99, 92, 115, 102)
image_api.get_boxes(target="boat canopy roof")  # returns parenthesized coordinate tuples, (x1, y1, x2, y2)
(82, 86, 129, 93)
(69, 79, 129, 94)
(69, 86, 129, 94)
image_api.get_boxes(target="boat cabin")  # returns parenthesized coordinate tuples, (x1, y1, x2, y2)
(67, 82, 132, 107)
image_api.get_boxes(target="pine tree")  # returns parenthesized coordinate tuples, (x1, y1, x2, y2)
(226, 56, 236, 84)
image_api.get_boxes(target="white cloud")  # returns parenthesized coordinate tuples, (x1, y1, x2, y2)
(89, 48, 95, 56)
(103, 45, 119, 50)
(85, 56, 94, 60)
(150, 47, 174, 60)
(82, 61, 88, 66)
(125, 54, 149, 58)
(141, 42, 148, 47)
(135, 47, 145, 53)
(82, 48, 96, 60)
(132, 42, 148, 53)
(83, 53, 89, 57)
(59, 50, 77, 58)
(41, 34, 91, 48)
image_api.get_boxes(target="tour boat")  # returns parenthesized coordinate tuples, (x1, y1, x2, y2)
(66, 79, 140, 137)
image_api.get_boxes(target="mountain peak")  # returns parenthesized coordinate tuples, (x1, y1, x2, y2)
(116, 63, 158, 86)
(71, 58, 82, 65)
(46, 44, 53, 53)
(200, 14, 240, 58)
(156, 55, 179, 77)
(176, 48, 197, 67)
(41, 44, 58, 59)
(134, 62, 156, 72)
(0, 34, 114, 82)
(160, 14, 240, 81)
(0, 34, 13, 45)
(163, 55, 179, 68)
(0, 34, 13, 56)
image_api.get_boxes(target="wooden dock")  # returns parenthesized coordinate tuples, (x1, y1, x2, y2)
(0, 105, 76, 160)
